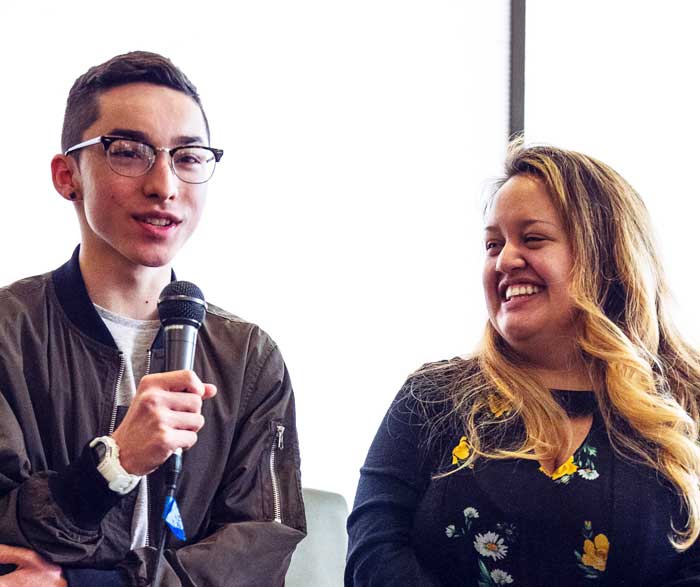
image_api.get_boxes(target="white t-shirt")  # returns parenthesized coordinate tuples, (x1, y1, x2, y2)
(95, 304, 160, 549)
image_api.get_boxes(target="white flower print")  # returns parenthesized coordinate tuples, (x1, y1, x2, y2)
(474, 531, 508, 560)
(445, 524, 456, 538)
(578, 468, 600, 480)
(490, 568, 514, 584)
(463, 507, 479, 520)
(491, 569, 513, 585)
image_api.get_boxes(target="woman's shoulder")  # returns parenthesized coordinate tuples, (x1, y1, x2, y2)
(388, 356, 482, 429)
(404, 356, 482, 397)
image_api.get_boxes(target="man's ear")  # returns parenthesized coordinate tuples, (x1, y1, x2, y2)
(51, 154, 82, 202)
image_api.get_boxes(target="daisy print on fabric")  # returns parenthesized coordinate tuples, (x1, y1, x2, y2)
(477, 560, 514, 586)
(445, 506, 480, 538)
(575, 442, 599, 481)
(444, 507, 518, 584)
(474, 531, 508, 561)
(539, 441, 599, 485)
(495, 522, 517, 544)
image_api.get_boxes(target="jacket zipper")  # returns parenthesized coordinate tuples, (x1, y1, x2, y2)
(144, 349, 152, 548)
(269, 424, 285, 524)
(110, 350, 154, 548)
(108, 353, 126, 434)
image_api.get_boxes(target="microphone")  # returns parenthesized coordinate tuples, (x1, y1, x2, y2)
(156, 280, 207, 488)
(157, 280, 208, 372)
(152, 281, 207, 585)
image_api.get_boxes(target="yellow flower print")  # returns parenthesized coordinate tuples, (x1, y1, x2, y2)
(539, 456, 578, 480)
(581, 533, 610, 572)
(487, 394, 510, 418)
(451, 436, 470, 464)
(575, 522, 609, 578)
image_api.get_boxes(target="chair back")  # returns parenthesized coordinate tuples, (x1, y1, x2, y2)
(286, 488, 349, 587)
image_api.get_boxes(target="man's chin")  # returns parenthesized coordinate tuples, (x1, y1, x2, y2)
(138, 256, 175, 269)
(129, 248, 179, 270)
(136, 234, 192, 268)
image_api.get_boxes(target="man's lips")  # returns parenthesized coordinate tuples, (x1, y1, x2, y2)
(133, 213, 181, 228)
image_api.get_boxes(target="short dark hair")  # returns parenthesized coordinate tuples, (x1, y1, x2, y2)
(61, 50, 210, 153)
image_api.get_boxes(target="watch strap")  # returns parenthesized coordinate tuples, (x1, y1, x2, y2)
(89, 436, 142, 495)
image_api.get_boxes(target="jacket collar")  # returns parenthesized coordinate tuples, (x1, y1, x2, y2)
(52, 245, 168, 350)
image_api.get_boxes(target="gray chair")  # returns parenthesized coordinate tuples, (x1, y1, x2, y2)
(286, 488, 349, 587)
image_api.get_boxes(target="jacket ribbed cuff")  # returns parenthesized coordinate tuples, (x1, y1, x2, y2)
(48, 442, 123, 530)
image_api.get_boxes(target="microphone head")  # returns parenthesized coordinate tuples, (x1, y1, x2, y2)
(158, 281, 207, 328)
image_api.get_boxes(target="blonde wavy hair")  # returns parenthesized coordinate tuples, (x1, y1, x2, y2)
(427, 141, 700, 549)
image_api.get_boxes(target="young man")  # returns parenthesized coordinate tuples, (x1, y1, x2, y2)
(0, 51, 305, 586)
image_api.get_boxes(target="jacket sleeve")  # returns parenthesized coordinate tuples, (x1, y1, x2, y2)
(0, 391, 123, 563)
(121, 342, 307, 587)
(345, 384, 443, 586)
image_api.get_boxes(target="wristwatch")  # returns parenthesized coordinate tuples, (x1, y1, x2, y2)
(89, 436, 142, 495)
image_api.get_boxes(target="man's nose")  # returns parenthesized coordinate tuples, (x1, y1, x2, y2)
(142, 151, 178, 200)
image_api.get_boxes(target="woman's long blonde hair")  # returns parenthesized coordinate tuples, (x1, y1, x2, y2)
(427, 141, 700, 549)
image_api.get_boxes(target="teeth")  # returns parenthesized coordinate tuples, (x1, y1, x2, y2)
(505, 284, 541, 301)
(142, 217, 172, 226)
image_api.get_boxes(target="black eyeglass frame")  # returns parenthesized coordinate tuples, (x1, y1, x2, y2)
(64, 135, 224, 184)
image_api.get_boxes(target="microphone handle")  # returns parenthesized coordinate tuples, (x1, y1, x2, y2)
(153, 324, 198, 585)
(162, 322, 199, 476)
(163, 324, 199, 372)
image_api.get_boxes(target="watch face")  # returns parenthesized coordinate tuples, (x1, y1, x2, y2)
(92, 441, 107, 463)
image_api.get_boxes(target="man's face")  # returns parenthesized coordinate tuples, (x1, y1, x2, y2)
(71, 82, 210, 269)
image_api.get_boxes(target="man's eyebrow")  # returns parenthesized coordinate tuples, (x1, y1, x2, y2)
(174, 135, 205, 146)
(107, 128, 148, 141)
(106, 129, 205, 146)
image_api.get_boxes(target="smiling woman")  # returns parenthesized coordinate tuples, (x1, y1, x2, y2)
(345, 140, 700, 586)
(482, 174, 579, 378)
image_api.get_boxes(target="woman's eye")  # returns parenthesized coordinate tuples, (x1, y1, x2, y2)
(485, 241, 501, 252)
(524, 235, 545, 244)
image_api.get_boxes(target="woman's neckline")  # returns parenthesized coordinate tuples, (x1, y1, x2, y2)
(550, 389, 597, 418)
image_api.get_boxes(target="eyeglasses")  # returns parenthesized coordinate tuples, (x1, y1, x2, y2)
(64, 135, 224, 184)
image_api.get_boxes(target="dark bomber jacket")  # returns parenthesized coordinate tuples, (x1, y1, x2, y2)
(0, 247, 306, 586)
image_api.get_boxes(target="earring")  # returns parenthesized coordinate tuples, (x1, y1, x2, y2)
(69, 192, 77, 200)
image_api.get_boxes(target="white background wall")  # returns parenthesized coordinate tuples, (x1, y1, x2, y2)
(525, 0, 700, 347)
(1, 0, 697, 521)
(0, 2, 510, 505)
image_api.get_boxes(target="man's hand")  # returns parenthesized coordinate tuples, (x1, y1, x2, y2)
(112, 370, 217, 476)
(0, 545, 66, 587)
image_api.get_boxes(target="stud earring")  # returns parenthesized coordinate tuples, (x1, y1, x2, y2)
(69, 192, 77, 200)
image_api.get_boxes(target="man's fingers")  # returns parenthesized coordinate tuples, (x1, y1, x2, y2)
(165, 411, 205, 433)
(111, 371, 215, 475)
(0, 545, 37, 566)
(160, 429, 199, 453)
(139, 370, 206, 396)
(139, 389, 203, 414)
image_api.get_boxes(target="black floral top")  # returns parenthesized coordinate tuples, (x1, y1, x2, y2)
(346, 378, 700, 586)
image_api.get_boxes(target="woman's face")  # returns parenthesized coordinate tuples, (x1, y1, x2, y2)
(482, 174, 578, 364)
